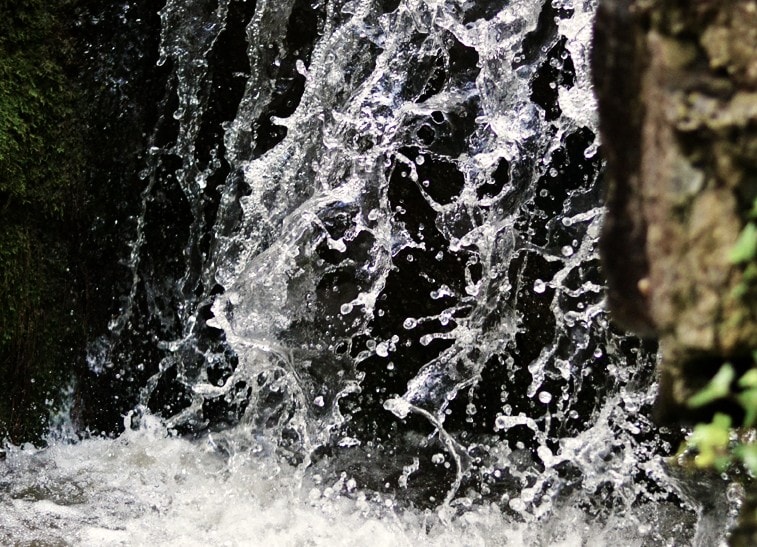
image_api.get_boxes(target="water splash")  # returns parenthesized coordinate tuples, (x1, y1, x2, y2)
(26, 0, 737, 543)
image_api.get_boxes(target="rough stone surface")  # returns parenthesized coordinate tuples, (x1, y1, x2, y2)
(594, 2, 757, 542)
(593, 0, 757, 410)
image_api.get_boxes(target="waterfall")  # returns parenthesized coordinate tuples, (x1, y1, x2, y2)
(0, 0, 738, 543)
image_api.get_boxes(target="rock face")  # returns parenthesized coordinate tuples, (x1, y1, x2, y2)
(0, 1, 88, 442)
(593, 0, 757, 412)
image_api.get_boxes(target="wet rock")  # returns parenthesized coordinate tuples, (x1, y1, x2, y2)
(0, 0, 88, 443)
(593, 0, 757, 414)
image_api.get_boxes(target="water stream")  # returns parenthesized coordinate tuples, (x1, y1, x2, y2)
(0, 0, 739, 544)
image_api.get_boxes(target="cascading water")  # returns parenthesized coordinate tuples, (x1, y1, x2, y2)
(0, 0, 740, 544)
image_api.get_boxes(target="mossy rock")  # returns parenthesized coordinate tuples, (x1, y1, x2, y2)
(0, 0, 87, 443)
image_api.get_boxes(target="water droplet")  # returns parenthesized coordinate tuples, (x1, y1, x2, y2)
(533, 279, 546, 293)
(538, 391, 552, 404)
(338, 437, 361, 447)
(431, 453, 445, 464)
(593, 347, 603, 358)
(419, 334, 433, 346)
(561, 245, 574, 257)
(314, 396, 325, 407)
(375, 342, 389, 357)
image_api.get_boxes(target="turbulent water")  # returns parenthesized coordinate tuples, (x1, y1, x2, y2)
(0, 0, 740, 544)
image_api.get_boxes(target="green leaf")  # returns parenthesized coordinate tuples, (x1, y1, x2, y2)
(738, 388, 757, 428)
(688, 363, 736, 408)
(688, 413, 732, 469)
(738, 369, 757, 389)
(730, 223, 757, 264)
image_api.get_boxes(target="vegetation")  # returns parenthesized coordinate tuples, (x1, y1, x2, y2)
(0, 0, 87, 442)
(678, 196, 757, 474)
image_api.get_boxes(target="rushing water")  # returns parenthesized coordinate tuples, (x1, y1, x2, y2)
(0, 0, 740, 544)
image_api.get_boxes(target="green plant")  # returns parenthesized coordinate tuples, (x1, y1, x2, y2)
(678, 204, 757, 473)
(681, 353, 757, 473)
(731, 197, 757, 298)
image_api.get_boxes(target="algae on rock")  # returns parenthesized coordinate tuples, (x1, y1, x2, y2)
(0, 0, 87, 443)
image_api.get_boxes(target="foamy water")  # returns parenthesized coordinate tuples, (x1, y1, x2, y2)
(1, 415, 688, 546)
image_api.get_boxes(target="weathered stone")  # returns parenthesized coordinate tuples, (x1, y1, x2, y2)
(593, 0, 757, 413)
(594, 3, 757, 541)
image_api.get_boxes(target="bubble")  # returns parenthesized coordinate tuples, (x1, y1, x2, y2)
(431, 453, 445, 464)
(537, 391, 552, 404)
(402, 317, 417, 330)
(314, 396, 325, 407)
(561, 245, 574, 257)
(340, 303, 353, 315)
(533, 279, 546, 293)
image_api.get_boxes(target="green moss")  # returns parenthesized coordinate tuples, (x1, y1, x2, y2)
(0, 0, 87, 443)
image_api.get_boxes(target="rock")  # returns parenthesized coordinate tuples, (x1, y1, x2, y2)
(0, 1, 89, 443)
(593, 0, 757, 414)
